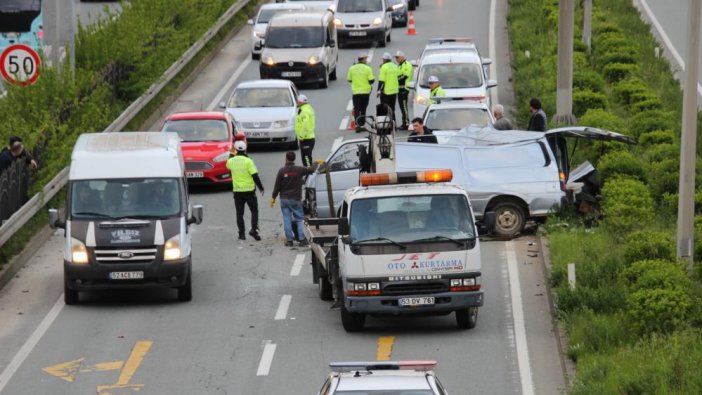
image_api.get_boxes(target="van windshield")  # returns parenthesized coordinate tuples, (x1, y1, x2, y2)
(71, 179, 183, 219)
(161, 119, 230, 142)
(426, 108, 492, 131)
(349, 195, 475, 243)
(419, 63, 483, 89)
(265, 27, 324, 48)
(337, 0, 383, 12)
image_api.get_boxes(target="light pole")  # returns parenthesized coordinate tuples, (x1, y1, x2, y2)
(554, 0, 576, 125)
(582, 0, 592, 50)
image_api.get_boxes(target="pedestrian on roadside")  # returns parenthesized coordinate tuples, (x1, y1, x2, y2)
(270, 151, 316, 247)
(427, 75, 445, 106)
(0, 136, 38, 173)
(347, 52, 375, 133)
(408, 117, 437, 143)
(378, 52, 399, 123)
(526, 97, 547, 131)
(395, 50, 413, 130)
(492, 104, 515, 130)
(226, 141, 264, 241)
(295, 94, 316, 167)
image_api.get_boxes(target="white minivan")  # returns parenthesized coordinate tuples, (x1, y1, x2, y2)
(247, 3, 305, 59)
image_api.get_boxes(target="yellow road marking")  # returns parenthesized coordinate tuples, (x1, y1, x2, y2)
(42, 358, 84, 382)
(96, 340, 152, 394)
(81, 361, 124, 373)
(376, 336, 395, 361)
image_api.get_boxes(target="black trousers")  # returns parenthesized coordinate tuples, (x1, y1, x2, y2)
(352, 94, 370, 128)
(233, 191, 258, 235)
(299, 138, 315, 167)
(398, 89, 409, 127)
(379, 93, 397, 123)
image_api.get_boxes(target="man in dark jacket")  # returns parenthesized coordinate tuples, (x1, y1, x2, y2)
(270, 151, 315, 247)
(0, 136, 38, 172)
(408, 118, 438, 143)
(527, 97, 547, 131)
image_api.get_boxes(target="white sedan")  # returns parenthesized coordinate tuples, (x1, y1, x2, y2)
(318, 361, 449, 395)
(421, 99, 495, 143)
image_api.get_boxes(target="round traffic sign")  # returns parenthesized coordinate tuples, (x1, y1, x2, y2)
(0, 44, 41, 86)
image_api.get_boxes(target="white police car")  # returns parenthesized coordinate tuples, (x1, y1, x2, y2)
(318, 361, 450, 394)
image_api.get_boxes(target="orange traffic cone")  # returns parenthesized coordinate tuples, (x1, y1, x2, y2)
(407, 11, 416, 35)
(349, 109, 357, 130)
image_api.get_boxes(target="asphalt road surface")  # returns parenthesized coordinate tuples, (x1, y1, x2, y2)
(0, 1, 566, 394)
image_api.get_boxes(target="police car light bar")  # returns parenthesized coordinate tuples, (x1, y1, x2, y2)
(330, 360, 438, 372)
(360, 170, 453, 186)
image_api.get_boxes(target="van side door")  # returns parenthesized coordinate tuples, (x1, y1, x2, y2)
(314, 141, 368, 217)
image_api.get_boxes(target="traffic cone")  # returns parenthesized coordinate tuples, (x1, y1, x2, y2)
(349, 108, 356, 130)
(407, 11, 416, 35)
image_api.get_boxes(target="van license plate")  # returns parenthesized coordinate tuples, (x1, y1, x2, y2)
(399, 297, 435, 306)
(109, 271, 144, 280)
(349, 31, 367, 36)
(186, 172, 203, 178)
(281, 71, 301, 77)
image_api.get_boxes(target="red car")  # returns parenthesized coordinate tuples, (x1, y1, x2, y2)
(160, 111, 245, 185)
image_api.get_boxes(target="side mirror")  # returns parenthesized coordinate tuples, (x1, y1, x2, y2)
(409, 60, 417, 67)
(338, 217, 349, 235)
(219, 101, 226, 109)
(247, 19, 254, 25)
(484, 211, 496, 232)
(406, 80, 415, 90)
(481, 57, 492, 66)
(487, 79, 498, 89)
(189, 204, 204, 225)
(329, 39, 336, 47)
(48, 208, 65, 229)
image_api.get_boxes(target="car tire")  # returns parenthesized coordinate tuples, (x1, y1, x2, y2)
(387, 29, 392, 43)
(492, 201, 526, 238)
(341, 302, 366, 332)
(456, 307, 478, 329)
(64, 280, 79, 305)
(378, 31, 387, 47)
(329, 66, 337, 81)
(319, 66, 329, 88)
(178, 267, 192, 302)
(318, 268, 333, 301)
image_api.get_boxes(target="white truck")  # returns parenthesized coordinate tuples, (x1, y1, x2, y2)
(304, 116, 493, 332)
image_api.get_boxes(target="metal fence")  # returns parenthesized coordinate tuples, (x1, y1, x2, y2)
(0, 161, 31, 221)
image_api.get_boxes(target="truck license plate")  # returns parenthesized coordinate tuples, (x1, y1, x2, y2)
(186, 171, 203, 178)
(281, 71, 301, 77)
(349, 31, 367, 36)
(109, 271, 144, 280)
(399, 296, 435, 307)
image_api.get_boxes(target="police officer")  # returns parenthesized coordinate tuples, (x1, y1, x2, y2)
(295, 94, 316, 167)
(427, 75, 445, 105)
(377, 52, 399, 123)
(347, 52, 375, 132)
(395, 51, 413, 130)
(226, 141, 265, 241)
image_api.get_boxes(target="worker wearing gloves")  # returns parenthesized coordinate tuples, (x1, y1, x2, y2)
(377, 52, 399, 124)
(227, 141, 265, 241)
(395, 51, 413, 130)
(295, 94, 316, 167)
(347, 52, 375, 132)
(427, 75, 445, 105)
(270, 151, 316, 247)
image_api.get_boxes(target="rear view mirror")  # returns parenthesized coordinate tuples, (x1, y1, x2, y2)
(338, 217, 349, 235)
(189, 205, 204, 225)
(48, 208, 65, 229)
(487, 80, 497, 89)
(481, 57, 492, 66)
(484, 211, 496, 232)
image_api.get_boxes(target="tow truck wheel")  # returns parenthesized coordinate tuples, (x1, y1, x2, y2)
(64, 280, 79, 305)
(318, 266, 333, 301)
(492, 201, 525, 238)
(341, 303, 366, 332)
(456, 307, 478, 329)
(178, 267, 192, 302)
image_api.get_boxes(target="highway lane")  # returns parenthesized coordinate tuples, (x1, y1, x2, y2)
(0, 1, 565, 394)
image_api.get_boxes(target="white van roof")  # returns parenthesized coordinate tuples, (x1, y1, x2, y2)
(69, 132, 184, 180)
(268, 10, 331, 27)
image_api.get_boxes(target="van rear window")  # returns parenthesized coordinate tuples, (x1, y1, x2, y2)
(464, 143, 547, 169)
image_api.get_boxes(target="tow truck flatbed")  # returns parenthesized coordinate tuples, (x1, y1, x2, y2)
(304, 217, 339, 245)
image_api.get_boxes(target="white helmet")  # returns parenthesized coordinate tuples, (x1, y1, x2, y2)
(234, 140, 247, 152)
(297, 94, 308, 103)
(428, 75, 440, 83)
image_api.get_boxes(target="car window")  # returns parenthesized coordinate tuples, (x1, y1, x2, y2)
(465, 143, 548, 170)
(337, 0, 384, 13)
(227, 88, 293, 108)
(426, 108, 491, 130)
(162, 119, 230, 142)
(418, 62, 483, 89)
(327, 143, 364, 172)
(257, 9, 278, 23)
(266, 26, 324, 48)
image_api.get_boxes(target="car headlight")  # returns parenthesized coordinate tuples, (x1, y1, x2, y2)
(164, 234, 182, 261)
(415, 95, 428, 105)
(308, 55, 319, 65)
(272, 120, 290, 129)
(213, 151, 230, 163)
(334, 17, 343, 27)
(71, 238, 89, 264)
(263, 56, 275, 66)
(372, 17, 382, 26)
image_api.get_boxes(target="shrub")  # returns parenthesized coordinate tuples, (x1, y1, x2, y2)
(628, 110, 676, 137)
(647, 158, 680, 197)
(645, 143, 679, 162)
(621, 259, 689, 291)
(593, 32, 628, 52)
(556, 282, 628, 315)
(566, 310, 631, 361)
(631, 97, 664, 113)
(599, 51, 637, 65)
(639, 129, 675, 146)
(603, 63, 638, 83)
(592, 22, 622, 35)
(577, 108, 627, 134)
(597, 150, 647, 181)
(573, 69, 605, 92)
(622, 232, 675, 263)
(601, 177, 654, 235)
(628, 288, 691, 335)
(612, 77, 649, 105)
(572, 89, 608, 117)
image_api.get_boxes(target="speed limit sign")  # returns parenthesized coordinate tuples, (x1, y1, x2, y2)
(0, 44, 41, 86)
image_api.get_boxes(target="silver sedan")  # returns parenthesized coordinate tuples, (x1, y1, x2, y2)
(318, 361, 450, 394)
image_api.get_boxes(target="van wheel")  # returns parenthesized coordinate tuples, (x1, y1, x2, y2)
(387, 30, 392, 43)
(378, 32, 387, 47)
(341, 302, 366, 332)
(492, 201, 525, 238)
(64, 280, 79, 305)
(329, 67, 337, 81)
(178, 268, 192, 302)
(318, 265, 333, 301)
(456, 307, 478, 329)
(319, 67, 329, 88)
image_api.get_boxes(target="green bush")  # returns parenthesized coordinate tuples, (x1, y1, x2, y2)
(639, 129, 675, 147)
(631, 97, 664, 114)
(557, 282, 628, 316)
(628, 288, 691, 335)
(612, 77, 649, 105)
(601, 177, 654, 235)
(603, 63, 638, 83)
(645, 143, 679, 162)
(597, 150, 647, 181)
(622, 232, 676, 263)
(577, 108, 628, 134)
(572, 89, 608, 117)
(599, 51, 637, 65)
(621, 259, 690, 291)
(647, 158, 680, 197)
(592, 22, 622, 35)
(573, 69, 605, 93)
(627, 110, 676, 138)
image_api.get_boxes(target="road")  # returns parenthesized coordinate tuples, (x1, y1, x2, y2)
(635, 0, 702, 102)
(0, 1, 566, 394)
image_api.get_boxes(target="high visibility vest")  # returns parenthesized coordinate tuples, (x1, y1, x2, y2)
(428, 85, 446, 105)
(397, 61, 413, 90)
(379, 62, 400, 95)
(347, 63, 375, 95)
(226, 155, 257, 192)
(295, 103, 316, 140)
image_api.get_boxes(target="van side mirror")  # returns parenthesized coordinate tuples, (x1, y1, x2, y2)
(410, 60, 417, 67)
(406, 80, 415, 90)
(338, 217, 349, 235)
(189, 205, 204, 225)
(481, 57, 492, 66)
(48, 208, 65, 229)
(484, 211, 496, 232)
(247, 19, 254, 25)
(487, 79, 498, 89)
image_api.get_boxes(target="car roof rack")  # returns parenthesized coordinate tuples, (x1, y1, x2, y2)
(330, 361, 438, 372)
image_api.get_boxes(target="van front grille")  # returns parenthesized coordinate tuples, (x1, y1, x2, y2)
(382, 281, 448, 295)
(94, 247, 158, 264)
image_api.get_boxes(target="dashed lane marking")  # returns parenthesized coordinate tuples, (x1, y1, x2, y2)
(376, 336, 395, 361)
(346, 100, 353, 111)
(290, 254, 305, 277)
(274, 295, 292, 320)
(256, 341, 277, 376)
(339, 116, 349, 130)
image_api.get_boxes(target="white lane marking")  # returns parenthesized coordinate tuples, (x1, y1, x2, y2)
(331, 137, 344, 153)
(506, 241, 535, 395)
(0, 295, 65, 392)
(637, 0, 702, 98)
(346, 100, 353, 111)
(367, 47, 375, 63)
(206, 56, 253, 110)
(339, 116, 349, 130)
(256, 341, 277, 376)
(290, 254, 305, 277)
(488, 0, 498, 105)
(274, 295, 292, 320)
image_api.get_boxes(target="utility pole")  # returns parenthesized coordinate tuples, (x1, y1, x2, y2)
(43, 0, 75, 72)
(677, 0, 701, 271)
(582, 0, 592, 50)
(554, 0, 576, 125)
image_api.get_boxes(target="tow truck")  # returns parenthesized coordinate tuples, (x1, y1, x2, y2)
(304, 114, 493, 332)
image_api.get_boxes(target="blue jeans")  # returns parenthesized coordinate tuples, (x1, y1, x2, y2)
(281, 199, 305, 241)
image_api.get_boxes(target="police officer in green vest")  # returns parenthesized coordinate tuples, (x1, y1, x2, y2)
(427, 75, 446, 105)
(378, 52, 399, 124)
(295, 94, 316, 167)
(347, 52, 375, 132)
(226, 141, 265, 241)
(395, 50, 413, 130)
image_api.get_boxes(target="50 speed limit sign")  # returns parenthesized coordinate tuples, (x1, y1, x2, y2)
(0, 44, 41, 86)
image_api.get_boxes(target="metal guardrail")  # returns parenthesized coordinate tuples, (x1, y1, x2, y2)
(0, 0, 254, 249)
